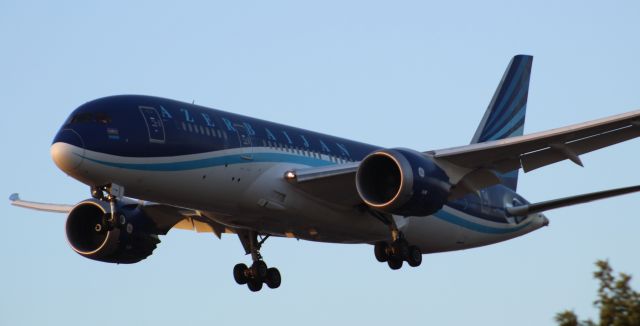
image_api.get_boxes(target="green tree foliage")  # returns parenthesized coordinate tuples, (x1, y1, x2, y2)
(556, 260, 640, 326)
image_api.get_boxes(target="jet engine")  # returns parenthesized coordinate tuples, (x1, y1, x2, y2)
(65, 199, 160, 264)
(356, 148, 451, 216)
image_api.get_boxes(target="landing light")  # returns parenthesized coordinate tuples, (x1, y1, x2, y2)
(284, 171, 296, 180)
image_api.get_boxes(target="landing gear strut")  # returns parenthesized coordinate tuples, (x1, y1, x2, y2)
(234, 231, 281, 292)
(372, 214, 422, 270)
(91, 184, 125, 232)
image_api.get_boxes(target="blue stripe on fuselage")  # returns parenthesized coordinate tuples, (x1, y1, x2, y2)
(77, 148, 534, 234)
(77, 151, 335, 171)
(434, 209, 532, 234)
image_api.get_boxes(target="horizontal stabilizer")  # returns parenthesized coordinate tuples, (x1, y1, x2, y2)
(506, 185, 640, 216)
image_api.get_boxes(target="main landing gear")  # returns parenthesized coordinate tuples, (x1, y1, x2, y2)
(373, 215, 422, 270)
(233, 231, 281, 292)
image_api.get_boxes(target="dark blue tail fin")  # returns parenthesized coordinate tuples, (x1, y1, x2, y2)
(471, 55, 533, 190)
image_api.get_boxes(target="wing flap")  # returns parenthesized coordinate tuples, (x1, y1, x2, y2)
(520, 125, 640, 172)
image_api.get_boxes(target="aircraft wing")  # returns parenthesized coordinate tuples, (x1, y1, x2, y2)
(506, 184, 640, 216)
(285, 162, 363, 207)
(9, 193, 74, 213)
(142, 203, 234, 238)
(10, 193, 231, 237)
(430, 109, 640, 173)
(287, 109, 640, 206)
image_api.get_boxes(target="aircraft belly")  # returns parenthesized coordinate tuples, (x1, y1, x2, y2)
(401, 206, 545, 253)
(76, 153, 389, 243)
(73, 149, 545, 250)
(206, 162, 390, 243)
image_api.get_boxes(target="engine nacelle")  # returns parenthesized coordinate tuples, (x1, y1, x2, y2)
(356, 148, 451, 216)
(65, 199, 160, 264)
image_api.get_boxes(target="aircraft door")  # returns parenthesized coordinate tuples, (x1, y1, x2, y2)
(234, 123, 253, 160)
(139, 106, 166, 144)
(480, 189, 491, 215)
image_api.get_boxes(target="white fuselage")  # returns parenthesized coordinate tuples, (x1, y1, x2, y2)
(53, 141, 548, 254)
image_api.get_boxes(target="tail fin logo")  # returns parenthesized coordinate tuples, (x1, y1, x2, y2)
(471, 55, 533, 144)
(470, 55, 533, 191)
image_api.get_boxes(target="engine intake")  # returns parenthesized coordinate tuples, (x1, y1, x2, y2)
(66, 199, 160, 264)
(356, 148, 451, 216)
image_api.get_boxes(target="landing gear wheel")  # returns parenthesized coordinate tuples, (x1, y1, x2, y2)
(251, 260, 268, 279)
(247, 279, 263, 292)
(233, 263, 248, 285)
(265, 267, 281, 289)
(394, 240, 410, 261)
(375, 237, 422, 270)
(234, 231, 283, 291)
(388, 257, 403, 270)
(374, 241, 389, 262)
(407, 245, 422, 267)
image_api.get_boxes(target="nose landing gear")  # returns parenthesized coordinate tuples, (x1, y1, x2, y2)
(91, 183, 126, 232)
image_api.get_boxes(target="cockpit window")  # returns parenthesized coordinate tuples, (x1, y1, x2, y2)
(70, 113, 94, 123)
(95, 112, 112, 124)
(68, 112, 111, 124)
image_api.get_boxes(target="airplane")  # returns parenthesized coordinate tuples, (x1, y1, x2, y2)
(10, 55, 640, 292)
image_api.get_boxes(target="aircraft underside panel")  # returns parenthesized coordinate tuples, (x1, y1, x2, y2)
(59, 144, 545, 253)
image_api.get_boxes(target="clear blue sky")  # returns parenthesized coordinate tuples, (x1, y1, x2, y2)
(2, 1, 640, 325)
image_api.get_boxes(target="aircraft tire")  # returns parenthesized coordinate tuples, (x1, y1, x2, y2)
(374, 242, 389, 262)
(233, 263, 248, 285)
(407, 246, 422, 267)
(265, 267, 281, 289)
(251, 261, 268, 279)
(388, 257, 403, 270)
(247, 279, 263, 292)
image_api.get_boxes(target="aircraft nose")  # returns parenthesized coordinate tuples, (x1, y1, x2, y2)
(51, 128, 85, 173)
